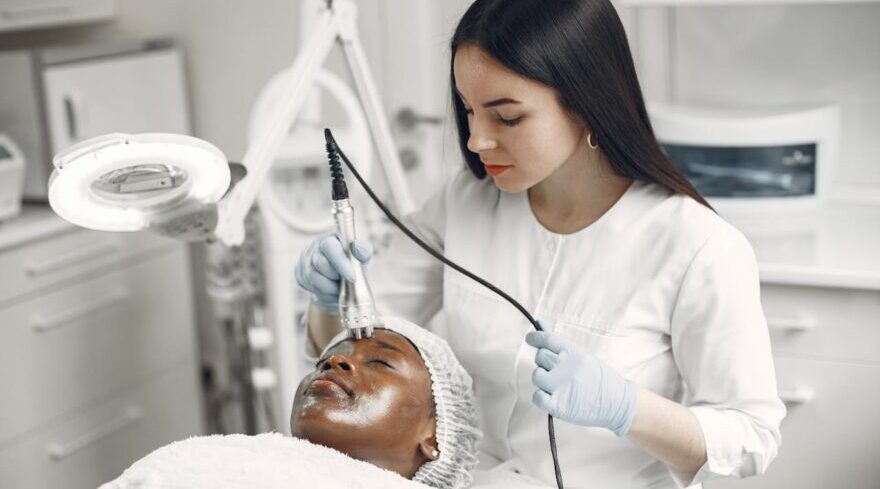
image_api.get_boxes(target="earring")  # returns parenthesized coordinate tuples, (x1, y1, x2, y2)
(587, 132, 599, 149)
(431, 449, 439, 458)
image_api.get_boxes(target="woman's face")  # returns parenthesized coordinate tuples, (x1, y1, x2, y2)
(290, 330, 437, 478)
(453, 44, 587, 193)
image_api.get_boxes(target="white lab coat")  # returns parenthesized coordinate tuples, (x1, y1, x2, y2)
(369, 169, 785, 488)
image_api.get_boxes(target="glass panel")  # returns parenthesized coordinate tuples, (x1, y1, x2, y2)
(661, 143, 817, 198)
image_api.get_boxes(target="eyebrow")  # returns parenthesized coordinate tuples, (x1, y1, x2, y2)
(455, 89, 522, 108)
(374, 339, 405, 354)
(329, 337, 406, 355)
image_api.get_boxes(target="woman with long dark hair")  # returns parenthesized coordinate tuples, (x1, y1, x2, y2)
(296, 0, 785, 487)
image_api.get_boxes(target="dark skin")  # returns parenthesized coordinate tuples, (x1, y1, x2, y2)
(290, 329, 439, 479)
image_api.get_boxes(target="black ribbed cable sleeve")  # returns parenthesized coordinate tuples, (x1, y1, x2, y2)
(325, 128, 348, 200)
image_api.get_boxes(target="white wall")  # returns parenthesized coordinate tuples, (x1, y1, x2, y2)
(669, 4, 880, 199)
(0, 0, 392, 162)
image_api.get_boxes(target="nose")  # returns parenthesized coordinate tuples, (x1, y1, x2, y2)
(322, 354, 353, 373)
(466, 116, 498, 153)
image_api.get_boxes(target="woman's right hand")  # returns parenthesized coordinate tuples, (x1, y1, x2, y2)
(294, 232, 374, 315)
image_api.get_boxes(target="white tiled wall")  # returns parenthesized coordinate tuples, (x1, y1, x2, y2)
(671, 4, 880, 195)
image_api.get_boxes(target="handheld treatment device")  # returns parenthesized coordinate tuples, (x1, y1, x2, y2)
(325, 129, 380, 340)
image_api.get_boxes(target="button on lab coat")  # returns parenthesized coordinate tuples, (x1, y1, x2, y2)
(369, 170, 785, 488)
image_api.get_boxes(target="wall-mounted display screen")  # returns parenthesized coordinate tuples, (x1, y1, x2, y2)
(661, 143, 817, 198)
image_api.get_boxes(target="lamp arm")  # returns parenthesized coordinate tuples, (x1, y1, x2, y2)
(214, 3, 339, 246)
(215, 0, 416, 246)
(338, 12, 416, 217)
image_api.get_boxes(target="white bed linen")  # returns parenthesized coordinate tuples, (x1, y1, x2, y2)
(100, 433, 429, 489)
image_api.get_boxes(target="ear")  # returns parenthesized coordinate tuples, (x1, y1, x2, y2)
(418, 434, 439, 461)
(417, 415, 439, 461)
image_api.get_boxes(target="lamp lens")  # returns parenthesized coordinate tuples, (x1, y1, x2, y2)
(91, 164, 188, 201)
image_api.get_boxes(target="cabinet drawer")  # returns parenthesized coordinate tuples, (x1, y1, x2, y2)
(0, 228, 173, 306)
(0, 364, 202, 489)
(706, 357, 880, 489)
(0, 247, 196, 445)
(761, 284, 880, 363)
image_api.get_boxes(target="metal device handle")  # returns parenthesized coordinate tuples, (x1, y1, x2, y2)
(333, 199, 378, 338)
(334, 202, 367, 284)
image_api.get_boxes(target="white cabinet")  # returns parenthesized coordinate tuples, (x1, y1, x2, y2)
(41, 47, 191, 156)
(706, 283, 880, 488)
(0, 0, 115, 32)
(0, 366, 201, 488)
(0, 220, 204, 488)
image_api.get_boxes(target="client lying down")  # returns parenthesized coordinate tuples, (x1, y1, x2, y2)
(101, 317, 481, 489)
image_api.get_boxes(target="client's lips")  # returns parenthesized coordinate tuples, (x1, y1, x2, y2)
(310, 372, 353, 397)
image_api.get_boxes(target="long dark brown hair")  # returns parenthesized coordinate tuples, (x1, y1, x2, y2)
(450, 0, 711, 208)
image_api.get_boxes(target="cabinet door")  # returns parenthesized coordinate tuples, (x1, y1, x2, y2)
(0, 365, 202, 489)
(0, 246, 196, 444)
(0, 228, 172, 305)
(762, 284, 880, 364)
(706, 357, 880, 489)
(41, 48, 190, 153)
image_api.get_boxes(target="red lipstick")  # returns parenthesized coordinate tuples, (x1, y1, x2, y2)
(484, 164, 511, 176)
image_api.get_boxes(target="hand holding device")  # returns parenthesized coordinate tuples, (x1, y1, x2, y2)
(294, 232, 373, 315)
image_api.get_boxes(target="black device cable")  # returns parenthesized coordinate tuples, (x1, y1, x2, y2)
(324, 129, 564, 489)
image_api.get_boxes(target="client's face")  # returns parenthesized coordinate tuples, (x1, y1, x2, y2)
(290, 330, 437, 479)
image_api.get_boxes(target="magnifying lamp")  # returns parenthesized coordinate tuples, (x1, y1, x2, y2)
(47, 0, 414, 247)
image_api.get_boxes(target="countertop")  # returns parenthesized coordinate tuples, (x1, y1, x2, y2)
(0, 204, 75, 252)
(2, 203, 879, 290)
(741, 205, 880, 290)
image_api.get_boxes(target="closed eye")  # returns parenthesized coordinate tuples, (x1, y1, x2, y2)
(498, 116, 523, 127)
(368, 359, 394, 369)
(463, 107, 521, 127)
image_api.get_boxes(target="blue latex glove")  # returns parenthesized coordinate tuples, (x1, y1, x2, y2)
(526, 331, 639, 437)
(293, 232, 373, 315)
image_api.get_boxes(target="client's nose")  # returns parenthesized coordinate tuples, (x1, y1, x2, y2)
(323, 354, 353, 372)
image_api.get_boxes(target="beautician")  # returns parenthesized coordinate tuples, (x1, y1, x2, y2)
(295, 0, 785, 487)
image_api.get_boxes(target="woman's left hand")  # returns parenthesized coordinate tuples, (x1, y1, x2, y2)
(526, 331, 639, 437)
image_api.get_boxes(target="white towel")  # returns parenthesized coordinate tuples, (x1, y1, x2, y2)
(100, 433, 430, 489)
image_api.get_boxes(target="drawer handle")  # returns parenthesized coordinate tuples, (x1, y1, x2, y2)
(766, 315, 816, 333)
(31, 290, 128, 333)
(778, 387, 813, 405)
(25, 241, 121, 277)
(46, 405, 143, 461)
